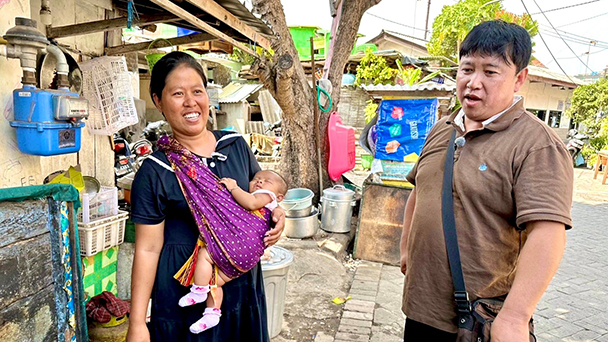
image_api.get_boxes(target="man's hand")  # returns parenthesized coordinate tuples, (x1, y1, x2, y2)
(219, 178, 238, 192)
(400, 253, 407, 275)
(491, 310, 531, 342)
(265, 207, 285, 247)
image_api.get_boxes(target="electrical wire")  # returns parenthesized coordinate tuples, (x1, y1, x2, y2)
(365, 12, 430, 34)
(519, 0, 580, 83)
(529, 0, 601, 15)
(528, 0, 595, 73)
(557, 11, 608, 28)
(539, 25, 608, 48)
(539, 30, 608, 48)
(557, 47, 608, 59)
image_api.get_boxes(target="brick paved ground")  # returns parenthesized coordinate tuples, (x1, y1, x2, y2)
(325, 169, 608, 342)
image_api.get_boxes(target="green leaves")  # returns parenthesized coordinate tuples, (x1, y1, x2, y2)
(355, 48, 396, 86)
(427, 0, 538, 64)
(566, 78, 608, 150)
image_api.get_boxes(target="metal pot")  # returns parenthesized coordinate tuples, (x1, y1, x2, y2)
(320, 185, 356, 233)
(284, 208, 318, 238)
(285, 205, 312, 218)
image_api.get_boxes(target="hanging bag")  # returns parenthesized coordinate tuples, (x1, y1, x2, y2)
(441, 130, 536, 342)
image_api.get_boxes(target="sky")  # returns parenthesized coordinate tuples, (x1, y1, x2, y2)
(276, 0, 608, 77)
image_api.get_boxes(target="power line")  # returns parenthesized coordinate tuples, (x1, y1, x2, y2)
(519, 0, 579, 83)
(539, 24, 608, 47)
(557, 47, 608, 59)
(557, 11, 608, 28)
(529, 0, 595, 73)
(539, 30, 608, 49)
(365, 12, 430, 34)
(529, 0, 601, 15)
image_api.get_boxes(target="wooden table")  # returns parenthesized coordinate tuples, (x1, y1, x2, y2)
(593, 150, 608, 185)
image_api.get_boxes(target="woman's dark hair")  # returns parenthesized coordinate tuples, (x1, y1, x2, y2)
(149, 51, 208, 105)
(459, 20, 532, 73)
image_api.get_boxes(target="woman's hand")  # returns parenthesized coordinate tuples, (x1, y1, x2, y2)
(219, 178, 238, 192)
(265, 206, 285, 247)
(126, 321, 150, 342)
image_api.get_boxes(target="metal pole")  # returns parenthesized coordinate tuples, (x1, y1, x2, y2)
(424, 0, 431, 40)
(311, 37, 323, 195)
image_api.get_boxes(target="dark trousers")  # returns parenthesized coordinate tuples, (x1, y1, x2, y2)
(403, 318, 457, 342)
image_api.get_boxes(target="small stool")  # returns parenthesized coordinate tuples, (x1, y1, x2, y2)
(593, 150, 608, 185)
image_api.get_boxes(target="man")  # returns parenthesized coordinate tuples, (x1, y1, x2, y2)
(400, 20, 573, 341)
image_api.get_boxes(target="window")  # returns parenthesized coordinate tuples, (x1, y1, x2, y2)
(548, 111, 562, 128)
(528, 109, 546, 122)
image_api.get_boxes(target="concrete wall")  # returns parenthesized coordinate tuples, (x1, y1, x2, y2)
(0, 0, 115, 189)
(518, 79, 574, 131)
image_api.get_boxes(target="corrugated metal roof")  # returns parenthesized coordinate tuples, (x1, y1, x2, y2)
(527, 66, 586, 87)
(362, 82, 456, 93)
(219, 83, 264, 103)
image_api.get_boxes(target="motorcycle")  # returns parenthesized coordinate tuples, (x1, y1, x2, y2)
(566, 129, 589, 167)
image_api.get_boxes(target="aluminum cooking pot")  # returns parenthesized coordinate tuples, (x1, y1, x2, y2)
(322, 185, 354, 201)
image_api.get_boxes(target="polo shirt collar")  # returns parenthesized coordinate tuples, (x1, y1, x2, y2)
(452, 95, 525, 133)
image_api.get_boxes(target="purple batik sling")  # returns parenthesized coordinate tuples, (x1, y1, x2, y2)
(156, 135, 270, 285)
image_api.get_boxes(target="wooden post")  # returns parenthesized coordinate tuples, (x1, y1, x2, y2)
(311, 37, 323, 194)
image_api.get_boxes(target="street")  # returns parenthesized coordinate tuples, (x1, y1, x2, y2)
(276, 168, 608, 342)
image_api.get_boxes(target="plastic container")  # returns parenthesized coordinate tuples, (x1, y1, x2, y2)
(80, 56, 139, 135)
(327, 112, 356, 181)
(78, 186, 119, 223)
(279, 188, 314, 211)
(78, 210, 128, 257)
(320, 185, 356, 233)
(261, 246, 293, 338)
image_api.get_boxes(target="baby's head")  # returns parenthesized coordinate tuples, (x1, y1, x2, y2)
(249, 170, 288, 202)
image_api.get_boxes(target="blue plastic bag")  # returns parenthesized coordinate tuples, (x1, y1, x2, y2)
(374, 98, 438, 161)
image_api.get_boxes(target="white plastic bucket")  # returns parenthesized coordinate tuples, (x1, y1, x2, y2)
(279, 188, 314, 211)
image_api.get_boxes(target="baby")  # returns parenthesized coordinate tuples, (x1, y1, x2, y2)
(178, 170, 288, 334)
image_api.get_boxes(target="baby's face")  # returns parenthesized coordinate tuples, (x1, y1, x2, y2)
(249, 171, 284, 199)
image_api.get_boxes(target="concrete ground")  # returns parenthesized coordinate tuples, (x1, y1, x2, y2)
(272, 168, 608, 342)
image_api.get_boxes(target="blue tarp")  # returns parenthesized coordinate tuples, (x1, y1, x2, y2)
(374, 98, 438, 162)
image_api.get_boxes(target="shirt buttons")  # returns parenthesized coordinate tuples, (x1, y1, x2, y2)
(210, 162, 216, 168)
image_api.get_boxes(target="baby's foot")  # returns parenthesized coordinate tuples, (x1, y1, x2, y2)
(178, 284, 210, 307)
(190, 308, 222, 334)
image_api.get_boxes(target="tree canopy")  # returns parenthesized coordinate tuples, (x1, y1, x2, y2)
(566, 78, 608, 151)
(427, 0, 538, 63)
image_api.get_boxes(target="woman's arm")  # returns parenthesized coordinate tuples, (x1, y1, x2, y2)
(265, 206, 285, 247)
(127, 222, 165, 342)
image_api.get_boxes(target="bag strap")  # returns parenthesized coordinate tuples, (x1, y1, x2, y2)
(441, 130, 472, 315)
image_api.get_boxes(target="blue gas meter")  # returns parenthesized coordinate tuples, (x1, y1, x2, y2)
(10, 85, 89, 156)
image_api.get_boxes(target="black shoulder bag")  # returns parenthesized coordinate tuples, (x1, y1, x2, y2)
(441, 130, 536, 342)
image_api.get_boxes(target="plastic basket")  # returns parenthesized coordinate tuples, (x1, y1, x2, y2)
(145, 38, 173, 74)
(78, 186, 118, 223)
(80, 56, 139, 135)
(78, 211, 129, 257)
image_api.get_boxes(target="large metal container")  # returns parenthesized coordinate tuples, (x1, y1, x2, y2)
(261, 246, 294, 338)
(320, 185, 356, 233)
(284, 208, 318, 238)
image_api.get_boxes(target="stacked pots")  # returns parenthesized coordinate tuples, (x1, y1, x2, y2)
(320, 185, 356, 233)
(281, 188, 318, 238)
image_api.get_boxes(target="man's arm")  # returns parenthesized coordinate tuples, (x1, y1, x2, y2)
(491, 220, 567, 342)
(400, 188, 416, 275)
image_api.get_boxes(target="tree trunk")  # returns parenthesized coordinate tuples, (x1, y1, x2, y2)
(251, 0, 381, 197)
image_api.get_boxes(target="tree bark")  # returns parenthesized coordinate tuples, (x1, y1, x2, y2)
(251, 0, 381, 197)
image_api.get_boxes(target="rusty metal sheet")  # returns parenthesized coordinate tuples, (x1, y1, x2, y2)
(354, 183, 411, 265)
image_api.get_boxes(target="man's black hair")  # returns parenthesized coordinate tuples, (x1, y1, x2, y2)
(149, 51, 208, 105)
(459, 20, 532, 73)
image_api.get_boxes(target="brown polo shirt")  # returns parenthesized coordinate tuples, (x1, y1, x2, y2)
(402, 99, 573, 333)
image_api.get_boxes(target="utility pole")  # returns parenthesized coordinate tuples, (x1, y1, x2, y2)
(424, 0, 431, 40)
(585, 40, 597, 74)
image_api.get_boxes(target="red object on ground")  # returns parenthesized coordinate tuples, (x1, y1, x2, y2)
(86, 291, 130, 323)
(327, 111, 356, 181)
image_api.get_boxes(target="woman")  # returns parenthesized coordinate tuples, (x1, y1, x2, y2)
(127, 51, 285, 342)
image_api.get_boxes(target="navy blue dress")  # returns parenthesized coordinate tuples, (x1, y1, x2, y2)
(130, 131, 268, 342)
